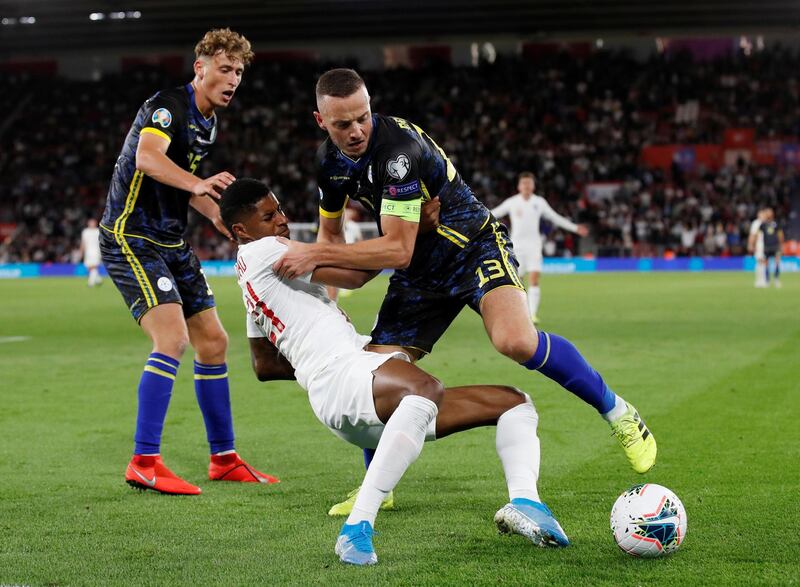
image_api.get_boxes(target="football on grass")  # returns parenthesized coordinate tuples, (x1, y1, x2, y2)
(610, 483, 687, 557)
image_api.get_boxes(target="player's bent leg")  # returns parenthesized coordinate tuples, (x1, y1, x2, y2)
(140, 303, 190, 358)
(186, 308, 278, 484)
(329, 348, 421, 517)
(329, 380, 520, 517)
(433, 385, 526, 438)
(336, 359, 441, 565)
(480, 287, 657, 473)
(128, 304, 201, 494)
(433, 386, 569, 547)
(491, 393, 569, 547)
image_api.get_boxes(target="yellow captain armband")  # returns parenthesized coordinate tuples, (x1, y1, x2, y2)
(380, 198, 422, 222)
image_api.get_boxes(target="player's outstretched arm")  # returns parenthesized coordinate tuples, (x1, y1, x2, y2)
(312, 267, 380, 289)
(136, 132, 234, 198)
(540, 198, 585, 235)
(274, 216, 418, 279)
(318, 215, 346, 244)
(190, 195, 232, 239)
(490, 198, 512, 219)
(249, 337, 295, 381)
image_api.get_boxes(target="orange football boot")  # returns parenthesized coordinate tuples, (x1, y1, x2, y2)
(125, 455, 202, 495)
(209, 452, 279, 484)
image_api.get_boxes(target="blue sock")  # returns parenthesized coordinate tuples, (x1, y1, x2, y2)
(765, 263, 770, 283)
(522, 331, 616, 414)
(363, 448, 375, 470)
(134, 352, 179, 455)
(194, 361, 235, 454)
(774, 260, 780, 280)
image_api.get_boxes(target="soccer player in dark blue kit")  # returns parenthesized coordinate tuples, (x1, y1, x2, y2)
(100, 29, 276, 494)
(274, 69, 657, 515)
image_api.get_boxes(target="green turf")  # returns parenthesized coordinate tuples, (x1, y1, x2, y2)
(0, 273, 798, 586)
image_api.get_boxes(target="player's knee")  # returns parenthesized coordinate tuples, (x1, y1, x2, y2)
(410, 373, 444, 406)
(155, 334, 189, 359)
(493, 332, 538, 363)
(503, 387, 530, 410)
(195, 329, 229, 363)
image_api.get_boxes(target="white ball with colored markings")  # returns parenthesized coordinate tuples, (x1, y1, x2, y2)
(611, 483, 687, 558)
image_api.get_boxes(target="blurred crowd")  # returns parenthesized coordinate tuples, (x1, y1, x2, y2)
(0, 46, 796, 262)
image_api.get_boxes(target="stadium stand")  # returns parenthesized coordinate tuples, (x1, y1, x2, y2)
(0, 48, 795, 262)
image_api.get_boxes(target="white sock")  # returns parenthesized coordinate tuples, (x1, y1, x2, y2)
(527, 286, 541, 317)
(756, 263, 766, 284)
(495, 396, 540, 503)
(347, 395, 438, 526)
(601, 393, 628, 423)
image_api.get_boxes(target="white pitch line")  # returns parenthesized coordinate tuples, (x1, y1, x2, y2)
(0, 336, 32, 344)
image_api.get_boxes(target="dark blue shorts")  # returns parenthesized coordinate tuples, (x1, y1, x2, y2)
(370, 219, 524, 355)
(100, 230, 215, 323)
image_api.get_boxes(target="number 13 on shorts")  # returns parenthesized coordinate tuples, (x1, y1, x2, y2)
(475, 259, 506, 288)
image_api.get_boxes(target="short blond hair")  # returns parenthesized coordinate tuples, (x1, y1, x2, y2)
(195, 28, 254, 65)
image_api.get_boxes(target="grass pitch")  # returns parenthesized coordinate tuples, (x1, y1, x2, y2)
(0, 272, 798, 586)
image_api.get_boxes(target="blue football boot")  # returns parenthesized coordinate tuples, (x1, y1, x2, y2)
(494, 498, 570, 547)
(335, 520, 378, 565)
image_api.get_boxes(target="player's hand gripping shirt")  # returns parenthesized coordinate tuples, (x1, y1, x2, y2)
(491, 194, 579, 246)
(101, 84, 217, 246)
(316, 114, 491, 279)
(236, 237, 371, 390)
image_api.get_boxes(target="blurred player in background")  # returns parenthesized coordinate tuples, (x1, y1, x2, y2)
(79, 218, 103, 287)
(99, 28, 275, 494)
(748, 207, 784, 288)
(221, 179, 570, 565)
(275, 69, 656, 513)
(491, 172, 588, 323)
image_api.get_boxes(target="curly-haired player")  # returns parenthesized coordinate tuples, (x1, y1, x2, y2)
(100, 29, 276, 494)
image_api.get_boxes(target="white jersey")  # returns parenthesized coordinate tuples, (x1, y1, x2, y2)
(749, 219, 765, 257)
(236, 237, 371, 391)
(491, 193, 579, 245)
(81, 227, 101, 265)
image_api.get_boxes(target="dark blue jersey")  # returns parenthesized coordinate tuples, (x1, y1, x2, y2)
(759, 220, 781, 250)
(101, 84, 216, 245)
(316, 114, 491, 278)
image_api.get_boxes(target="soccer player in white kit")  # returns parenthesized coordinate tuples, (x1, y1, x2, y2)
(748, 207, 784, 288)
(79, 218, 103, 287)
(219, 178, 570, 566)
(491, 172, 588, 323)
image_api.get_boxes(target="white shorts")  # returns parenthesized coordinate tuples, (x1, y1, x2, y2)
(514, 241, 543, 274)
(306, 350, 437, 449)
(84, 252, 102, 267)
(754, 239, 765, 261)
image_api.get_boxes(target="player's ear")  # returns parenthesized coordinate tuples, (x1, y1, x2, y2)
(313, 111, 326, 130)
(193, 58, 206, 80)
(231, 222, 249, 242)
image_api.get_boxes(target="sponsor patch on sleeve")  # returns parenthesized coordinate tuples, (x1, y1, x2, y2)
(386, 180, 421, 198)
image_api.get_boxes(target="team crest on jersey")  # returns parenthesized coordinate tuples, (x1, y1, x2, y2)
(157, 276, 173, 292)
(387, 153, 410, 180)
(152, 108, 172, 128)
